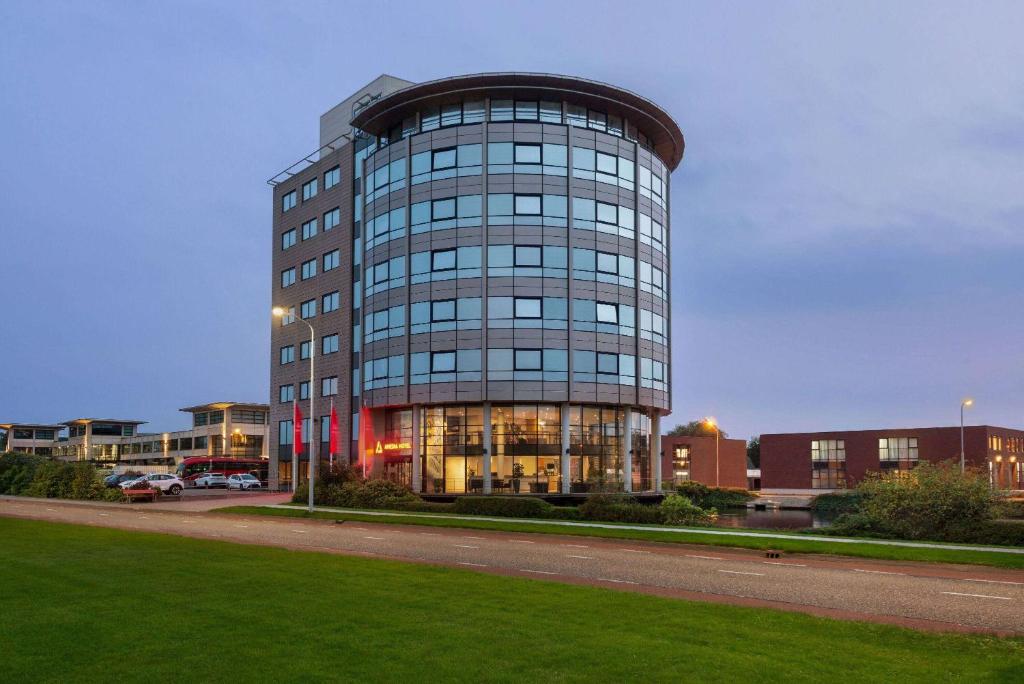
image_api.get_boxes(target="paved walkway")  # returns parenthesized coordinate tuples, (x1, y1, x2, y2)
(268, 504, 1024, 555)
(2, 497, 1023, 635)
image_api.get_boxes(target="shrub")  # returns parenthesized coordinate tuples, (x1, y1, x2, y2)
(660, 494, 717, 526)
(24, 461, 76, 499)
(0, 452, 46, 495)
(578, 493, 664, 524)
(850, 461, 997, 542)
(390, 500, 457, 514)
(453, 496, 555, 519)
(677, 482, 753, 509)
(812, 492, 864, 515)
(294, 478, 417, 509)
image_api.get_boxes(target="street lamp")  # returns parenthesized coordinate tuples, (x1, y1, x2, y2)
(704, 417, 720, 488)
(273, 306, 317, 513)
(960, 398, 973, 474)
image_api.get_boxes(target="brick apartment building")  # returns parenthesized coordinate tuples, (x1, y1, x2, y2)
(761, 425, 1024, 492)
(660, 434, 748, 489)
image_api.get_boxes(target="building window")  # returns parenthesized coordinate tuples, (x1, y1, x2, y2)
(281, 228, 297, 250)
(488, 244, 567, 278)
(323, 207, 340, 231)
(410, 297, 482, 334)
(640, 261, 667, 299)
(302, 177, 317, 201)
(672, 446, 690, 485)
(322, 291, 339, 313)
(323, 249, 339, 271)
(324, 166, 340, 189)
(487, 193, 567, 227)
(365, 256, 406, 296)
(640, 357, 666, 391)
(300, 340, 311, 360)
(299, 381, 310, 400)
(408, 247, 482, 284)
(488, 296, 567, 330)
(281, 190, 296, 212)
(364, 354, 405, 390)
(568, 405, 624, 489)
(364, 305, 405, 343)
(411, 143, 482, 184)
(279, 345, 295, 365)
(301, 259, 317, 280)
(572, 350, 635, 385)
(279, 385, 294, 403)
(487, 348, 568, 382)
(409, 195, 482, 234)
(322, 334, 339, 355)
(300, 299, 316, 319)
(487, 142, 567, 175)
(572, 248, 634, 287)
(811, 440, 846, 489)
(302, 218, 317, 240)
(639, 309, 667, 344)
(321, 376, 338, 397)
(281, 268, 295, 288)
(572, 299, 635, 336)
(879, 437, 918, 472)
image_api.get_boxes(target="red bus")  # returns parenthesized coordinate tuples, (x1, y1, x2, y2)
(176, 457, 269, 486)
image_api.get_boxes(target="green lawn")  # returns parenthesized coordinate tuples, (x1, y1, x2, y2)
(1, 518, 1020, 683)
(215, 505, 1024, 570)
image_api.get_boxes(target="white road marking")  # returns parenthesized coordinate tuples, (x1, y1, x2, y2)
(419, 532, 440, 536)
(46, 508, 56, 511)
(509, 540, 534, 544)
(942, 591, 1011, 601)
(523, 569, 557, 575)
(234, 524, 249, 528)
(463, 536, 486, 540)
(457, 562, 488, 567)
(454, 544, 479, 549)
(622, 549, 649, 553)
(598, 578, 639, 585)
(292, 530, 307, 534)
(853, 569, 904, 576)
(718, 570, 765, 577)
(763, 561, 807, 567)
(567, 555, 593, 560)
(563, 544, 590, 548)
(351, 527, 369, 531)
(363, 536, 385, 541)
(962, 578, 1024, 586)
(686, 554, 724, 561)
(140, 516, 149, 519)
(98, 513, 109, 517)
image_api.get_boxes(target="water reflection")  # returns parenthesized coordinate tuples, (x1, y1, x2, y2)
(713, 508, 836, 530)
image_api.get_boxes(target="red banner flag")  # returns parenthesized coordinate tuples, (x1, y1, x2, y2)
(293, 400, 304, 455)
(329, 400, 339, 456)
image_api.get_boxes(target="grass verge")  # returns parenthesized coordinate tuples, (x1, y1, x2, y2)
(215, 505, 1024, 570)
(1, 516, 1022, 682)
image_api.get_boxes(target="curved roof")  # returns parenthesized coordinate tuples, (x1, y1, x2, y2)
(349, 72, 685, 170)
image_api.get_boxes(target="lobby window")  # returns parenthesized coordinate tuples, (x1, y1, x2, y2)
(301, 259, 317, 280)
(279, 385, 294, 403)
(811, 440, 847, 489)
(281, 268, 296, 288)
(879, 437, 918, 472)
(299, 340, 311, 360)
(323, 207, 340, 231)
(323, 249, 339, 272)
(300, 299, 317, 319)
(324, 166, 340, 190)
(302, 218, 317, 240)
(322, 291, 339, 314)
(279, 345, 295, 365)
(281, 190, 296, 212)
(281, 228, 297, 251)
(321, 376, 338, 397)
(322, 334, 339, 355)
(302, 177, 317, 201)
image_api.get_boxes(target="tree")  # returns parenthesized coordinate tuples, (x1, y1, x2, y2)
(666, 420, 727, 438)
(746, 437, 760, 468)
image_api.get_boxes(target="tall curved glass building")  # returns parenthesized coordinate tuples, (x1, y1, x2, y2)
(269, 73, 683, 495)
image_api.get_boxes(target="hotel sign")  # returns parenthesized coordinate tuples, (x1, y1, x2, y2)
(375, 440, 411, 454)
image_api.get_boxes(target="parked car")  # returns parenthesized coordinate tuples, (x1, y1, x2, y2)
(227, 474, 262, 491)
(119, 473, 184, 495)
(104, 472, 141, 488)
(194, 473, 228, 489)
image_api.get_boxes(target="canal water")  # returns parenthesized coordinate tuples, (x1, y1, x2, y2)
(713, 508, 836, 530)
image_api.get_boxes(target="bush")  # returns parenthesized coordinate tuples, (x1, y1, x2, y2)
(453, 496, 556, 519)
(660, 494, 717, 526)
(812, 492, 864, 515)
(847, 461, 997, 542)
(0, 452, 46, 495)
(390, 500, 457, 514)
(578, 493, 664, 524)
(294, 478, 417, 509)
(677, 482, 753, 509)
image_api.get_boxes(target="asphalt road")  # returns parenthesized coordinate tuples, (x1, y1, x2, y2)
(2, 497, 1023, 634)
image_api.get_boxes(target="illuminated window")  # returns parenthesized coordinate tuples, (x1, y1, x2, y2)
(811, 440, 846, 488)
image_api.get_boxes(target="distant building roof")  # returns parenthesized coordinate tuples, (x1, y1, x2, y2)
(61, 418, 147, 426)
(178, 402, 269, 413)
(0, 423, 65, 431)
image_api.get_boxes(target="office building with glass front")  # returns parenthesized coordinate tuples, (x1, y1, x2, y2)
(268, 73, 683, 494)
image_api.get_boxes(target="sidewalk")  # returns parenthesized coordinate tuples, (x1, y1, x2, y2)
(266, 504, 1024, 555)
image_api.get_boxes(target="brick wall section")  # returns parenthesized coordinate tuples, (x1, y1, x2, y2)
(660, 434, 748, 489)
(761, 425, 1024, 490)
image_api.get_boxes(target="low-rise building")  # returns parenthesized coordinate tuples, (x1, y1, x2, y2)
(761, 425, 1024, 492)
(0, 423, 63, 456)
(660, 434, 748, 489)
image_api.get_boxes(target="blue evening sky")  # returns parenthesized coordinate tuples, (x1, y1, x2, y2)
(1, 1, 1021, 439)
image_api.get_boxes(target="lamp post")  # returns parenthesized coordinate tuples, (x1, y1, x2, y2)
(273, 306, 316, 513)
(704, 417, 720, 487)
(960, 398, 973, 474)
